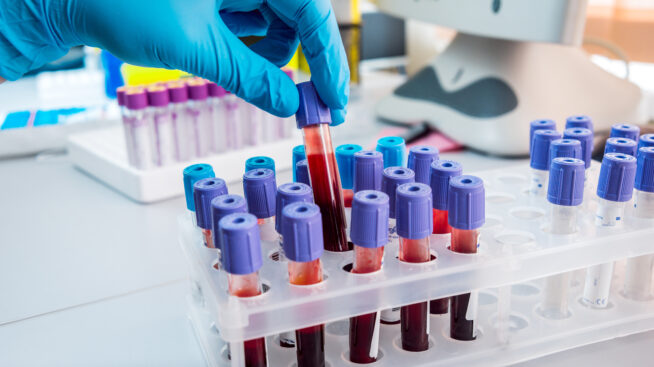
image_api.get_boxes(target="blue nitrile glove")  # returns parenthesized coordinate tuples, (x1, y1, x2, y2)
(0, 0, 349, 124)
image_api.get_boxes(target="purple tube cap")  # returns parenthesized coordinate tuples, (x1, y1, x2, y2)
(563, 128, 594, 168)
(350, 190, 389, 248)
(295, 81, 331, 129)
(281, 202, 324, 262)
(208, 82, 227, 98)
(353, 150, 384, 192)
(167, 82, 189, 103)
(597, 153, 637, 202)
(396, 182, 432, 239)
(187, 79, 209, 100)
(549, 138, 582, 168)
(146, 85, 170, 107)
(116, 86, 127, 106)
(193, 177, 228, 229)
(219, 213, 263, 275)
(605, 137, 637, 156)
(125, 89, 148, 110)
(547, 157, 585, 206)
(407, 145, 440, 184)
(275, 182, 314, 233)
(530, 129, 562, 170)
(610, 123, 640, 141)
(636, 147, 654, 193)
(382, 166, 415, 219)
(243, 168, 277, 219)
(639, 134, 654, 149)
(565, 115, 593, 131)
(448, 175, 485, 230)
(295, 159, 311, 186)
(430, 160, 463, 210)
(211, 194, 247, 250)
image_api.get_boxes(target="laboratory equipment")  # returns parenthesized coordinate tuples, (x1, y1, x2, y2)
(604, 137, 637, 157)
(208, 82, 228, 154)
(245, 156, 275, 173)
(183, 163, 215, 224)
(610, 123, 640, 141)
(638, 134, 654, 150)
(193, 177, 228, 248)
(295, 160, 311, 187)
(274, 182, 314, 259)
(211, 194, 247, 258)
(376, 136, 406, 168)
(168, 81, 194, 161)
(186, 79, 213, 157)
(563, 128, 594, 174)
(242, 168, 277, 243)
(353, 150, 384, 193)
(146, 85, 177, 166)
(407, 145, 439, 185)
(124, 88, 155, 169)
(548, 138, 582, 169)
(529, 119, 556, 152)
(224, 91, 244, 150)
(292, 145, 307, 182)
(335, 143, 363, 206)
(529, 129, 562, 196)
(565, 115, 593, 131)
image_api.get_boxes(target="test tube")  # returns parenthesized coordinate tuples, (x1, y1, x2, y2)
(582, 153, 637, 308)
(529, 129, 562, 196)
(183, 164, 215, 224)
(124, 88, 156, 169)
(295, 159, 311, 187)
(208, 82, 228, 154)
(292, 145, 307, 182)
(219, 213, 267, 367)
(624, 147, 654, 300)
(193, 177, 228, 248)
(168, 81, 193, 161)
(604, 137, 637, 156)
(407, 145, 439, 185)
(281, 202, 326, 367)
(295, 82, 349, 252)
(376, 136, 406, 168)
(397, 182, 433, 352)
(563, 128, 594, 177)
(529, 119, 556, 153)
(349, 190, 389, 364)
(638, 134, 654, 150)
(335, 143, 363, 208)
(243, 168, 278, 243)
(117, 86, 135, 166)
(245, 156, 275, 173)
(539, 157, 585, 319)
(353, 150, 384, 192)
(187, 79, 213, 157)
(610, 123, 640, 141)
(548, 138, 582, 169)
(224, 91, 244, 150)
(147, 85, 177, 166)
(565, 115, 594, 131)
(211, 194, 247, 260)
(242, 100, 268, 146)
(448, 175, 485, 341)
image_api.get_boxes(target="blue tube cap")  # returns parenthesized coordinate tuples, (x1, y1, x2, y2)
(604, 137, 637, 157)
(183, 164, 215, 211)
(597, 153, 637, 202)
(610, 123, 640, 141)
(396, 183, 432, 239)
(354, 150, 384, 192)
(292, 145, 306, 181)
(430, 160, 463, 210)
(636, 147, 654, 193)
(335, 144, 363, 190)
(530, 130, 562, 170)
(407, 145, 440, 185)
(295, 159, 311, 186)
(193, 177, 228, 229)
(549, 138, 582, 169)
(529, 119, 556, 151)
(295, 82, 330, 128)
(281, 202, 324, 262)
(448, 175, 485, 230)
(381, 166, 415, 219)
(219, 213, 263, 275)
(243, 168, 277, 218)
(275, 183, 313, 233)
(638, 134, 654, 150)
(211, 194, 247, 250)
(245, 156, 275, 173)
(376, 136, 406, 168)
(547, 157, 585, 206)
(565, 115, 593, 131)
(563, 128, 594, 169)
(350, 190, 390, 248)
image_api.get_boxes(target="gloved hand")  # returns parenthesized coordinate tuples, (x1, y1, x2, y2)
(0, 0, 349, 124)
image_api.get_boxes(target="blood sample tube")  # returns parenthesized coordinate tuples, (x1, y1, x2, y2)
(295, 81, 349, 252)
(295, 159, 311, 187)
(563, 128, 594, 178)
(348, 190, 389, 363)
(292, 145, 307, 182)
(224, 91, 244, 150)
(116, 86, 135, 166)
(243, 168, 278, 243)
(281, 202, 326, 367)
(208, 82, 228, 153)
(624, 147, 654, 300)
(353, 151, 384, 193)
(193, 177, 228, 248)
(529, 119, 556, 153)
(124, 88, 156, 169)
(549, 138, 582, 169)
(211, 194, 247, 264)
(186, 79, 213, 157)
(218, 213, 267, 367)
(539, 157, 585, 319)
(167, 81, 193, 161)
(183, 164, 215, 224)
(147, 85, 176, 166)
(610, 123, 640, 141)
(245, 156, 275, 173)
(582, 153, 637, 308)
(604, 137, 637, 156)
(565, 115, 594, 131)
(396, 182, 433, 351)
(376, 136, 406, 168)
(407, 146, 439, 185)
(638, 134, 654, 150)
(448, 175, 485, 341)
(335, 143, 363, 207)
(529, 129, 562, 196)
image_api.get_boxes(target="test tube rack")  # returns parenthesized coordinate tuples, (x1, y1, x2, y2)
(179, 162, 654, 367)
(67, 126, 301, 203)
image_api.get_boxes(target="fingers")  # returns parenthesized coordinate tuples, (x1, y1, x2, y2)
(248, 6, 299, 67)
(220, 11, 269, 37)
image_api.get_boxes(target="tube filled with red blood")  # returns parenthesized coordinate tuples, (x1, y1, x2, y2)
(193, 177, 227, 249)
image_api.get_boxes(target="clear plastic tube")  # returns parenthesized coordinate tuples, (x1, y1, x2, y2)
(257, 217, 278, 243)
(120, 105, 137, 167)
(227, 272, 268, 367)
(124, 108, 155, 169)
(430, 209, 450, 314)
(171, 101, 194, 161)
(450, 228, 479, 341)
(187, 99, 213, 157)
(380, 217, 400, 325)
(224, 93, 243, 150)
(151, 105, 176, 166)
(624, 190, 654, 300)
(399, 236, 430, 351)
(529, 168, 549, 196)
(209, 96, 227, 154)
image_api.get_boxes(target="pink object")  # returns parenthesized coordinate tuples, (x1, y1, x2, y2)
(373, 127, 463, 152)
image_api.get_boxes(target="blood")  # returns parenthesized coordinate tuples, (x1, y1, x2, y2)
(296, 325, 325, 367)
(349, 312, 378, 363)
(398, 237, 431, 351)
(228, 273, 267, 366)
(450, 228, 479, 340)
(430, 298, 449, 314)
(343, 189, 354, 208)
(432, 209, 451, 234)
(244, 338, 268, 367)
(202, 228, 214, 248)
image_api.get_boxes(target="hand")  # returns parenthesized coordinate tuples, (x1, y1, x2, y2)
(0, 0, 349, 124)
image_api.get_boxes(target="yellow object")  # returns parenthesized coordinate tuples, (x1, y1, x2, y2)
(121, 64, 190, 86)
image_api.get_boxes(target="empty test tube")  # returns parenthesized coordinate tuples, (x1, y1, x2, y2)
(186, 79, 213, 157)
(335, 143, 363, 207)
(124, 88, 156, 169)
(147, 85, 177, 166)
(610, 123, 640, 141)
(243, 168, 278, 243)
(397, 182, 433, 351)
(219, 213, 267, 367)
(638, 134, 654, 150)
(540, 157, 585, 319)
(224, 91, 244, 150)
(563, 128, 594, 176)
(245, 156, 275, 173)
(295, 159, 311, 187)
(349, 190, 389, 364)
(549, 138, 582, 169)
(168, 81, 193, 161)
(353, 150, 384, 192)
(529, 119, 556, 153)
(530, 129, 562, 196)
(193, 177, 228, 248)
(582, 153, 637, 308)
(281, 202, 326, 367)
(211, 194, 247, 262)
(183, 164, 215, 225)
(207, 82, 228, 153)
(292, 145, 307, 182)
(604, 137, 637, 157)
(295, 82, 349, 252)
(407, 145, 439, 185)
(376, 136, 406, 168)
